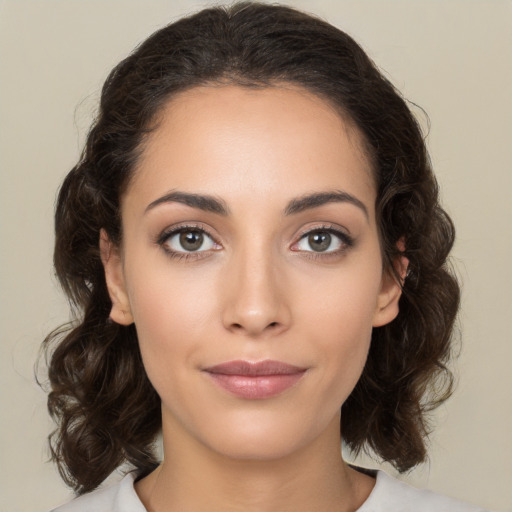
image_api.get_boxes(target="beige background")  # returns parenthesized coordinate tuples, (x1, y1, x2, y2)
(1, 1, 511, 511)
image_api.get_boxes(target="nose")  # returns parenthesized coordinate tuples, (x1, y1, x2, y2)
(221, 245, 291, 337)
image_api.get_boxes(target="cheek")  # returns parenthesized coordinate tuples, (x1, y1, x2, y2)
(297, 259, 382, 334)
(127, 249, 218, 327)
(123, 257, 221, 382)
(297, 264, 381, 395)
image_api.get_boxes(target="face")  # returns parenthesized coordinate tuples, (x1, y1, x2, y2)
(101, 85, 402, 461)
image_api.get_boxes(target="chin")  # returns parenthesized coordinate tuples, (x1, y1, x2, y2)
(206, 431, 305, 462)
(196, 408, 335, 462)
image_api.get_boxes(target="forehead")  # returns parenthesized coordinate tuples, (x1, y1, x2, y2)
(125, 84, 375, 214)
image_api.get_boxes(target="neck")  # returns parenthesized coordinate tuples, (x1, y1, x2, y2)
(135, 415, 374, 512)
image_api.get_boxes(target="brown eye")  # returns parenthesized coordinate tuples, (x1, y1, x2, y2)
(179, 230, 204, 251)
(307, 232, 332, 252)
(163, 228, 218, 253)
(292, 228, 352, 255)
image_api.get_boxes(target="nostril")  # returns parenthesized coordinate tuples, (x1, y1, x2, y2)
(230, 321, 279, 332)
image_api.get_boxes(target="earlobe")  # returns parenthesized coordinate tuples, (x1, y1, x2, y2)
(99, 229, 134, 325)
(372, 250, 409, 328)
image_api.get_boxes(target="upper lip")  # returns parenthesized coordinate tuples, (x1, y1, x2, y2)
(204, 360, 306, 376)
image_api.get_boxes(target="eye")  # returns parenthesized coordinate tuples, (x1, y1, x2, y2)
(160, 227, 220, 254)
(292, 228, 353, 254)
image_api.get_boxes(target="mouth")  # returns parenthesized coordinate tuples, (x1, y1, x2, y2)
(203, 360, 307, 400)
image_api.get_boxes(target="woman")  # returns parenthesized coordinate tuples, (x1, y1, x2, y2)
(45, 2, 485, 511)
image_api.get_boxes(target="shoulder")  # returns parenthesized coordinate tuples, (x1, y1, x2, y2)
(50, 473, 146, 512)
(358, 470, 489, 512)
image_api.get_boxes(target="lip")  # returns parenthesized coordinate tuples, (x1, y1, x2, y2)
(203, 360, 307, 399)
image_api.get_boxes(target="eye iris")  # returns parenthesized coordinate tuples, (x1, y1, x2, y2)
(308, 232, 331, 252)
(179, 230, 203, 251)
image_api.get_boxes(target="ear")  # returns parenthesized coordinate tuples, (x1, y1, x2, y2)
(99, 229, 134, 325)
(372, 243, 409, 328)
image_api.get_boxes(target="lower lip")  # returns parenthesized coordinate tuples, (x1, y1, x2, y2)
(206, 372, 306, 399)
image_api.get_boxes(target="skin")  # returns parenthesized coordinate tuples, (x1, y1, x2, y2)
(101, 84, 405, 512)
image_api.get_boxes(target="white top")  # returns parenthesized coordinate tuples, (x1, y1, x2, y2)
(51, 470, 488, 512)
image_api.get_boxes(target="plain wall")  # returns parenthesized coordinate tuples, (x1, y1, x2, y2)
(1, 1, 511, 511)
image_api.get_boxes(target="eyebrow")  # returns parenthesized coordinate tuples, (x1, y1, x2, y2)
(284, 190, 369, 219)
(145, 191, 230, 215)
(145, 189, 368, 219)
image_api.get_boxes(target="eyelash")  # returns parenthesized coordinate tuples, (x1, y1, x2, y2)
(156, 223, 354, 261)
(292, 224, 354, 260)
(156, 224, 220, 261)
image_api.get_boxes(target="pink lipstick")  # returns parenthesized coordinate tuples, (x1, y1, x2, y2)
(204, 360, 306, 399)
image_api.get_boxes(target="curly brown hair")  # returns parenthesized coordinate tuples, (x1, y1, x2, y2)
(43, 1, 459, 495)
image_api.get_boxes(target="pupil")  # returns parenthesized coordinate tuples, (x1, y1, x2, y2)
(180, 231, 203, 251)
(309, 232, 331, 252)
